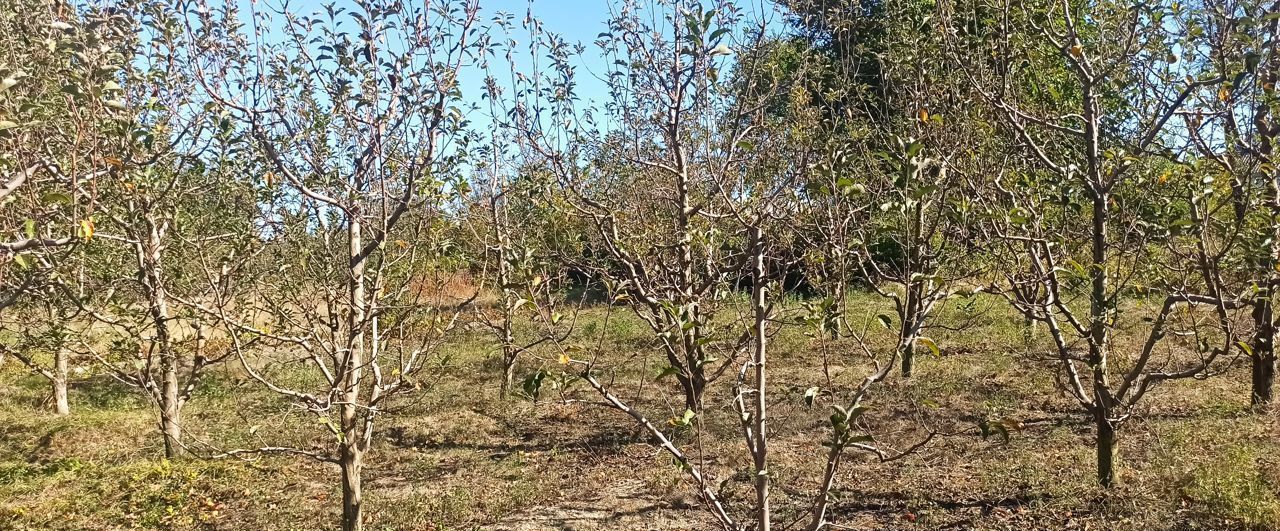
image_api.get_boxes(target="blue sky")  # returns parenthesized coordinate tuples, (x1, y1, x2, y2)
(462, 0, 788, 131)
(225, 0, 788, 151)
(479, 0, 617, 104)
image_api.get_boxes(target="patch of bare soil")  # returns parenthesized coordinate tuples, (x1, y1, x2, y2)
(491, 477, 701, 531)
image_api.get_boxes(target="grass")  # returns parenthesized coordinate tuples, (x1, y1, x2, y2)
(0, 292, 1277, 530)
(1180, 445, 1280, 529)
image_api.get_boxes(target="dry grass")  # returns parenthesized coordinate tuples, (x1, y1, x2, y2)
(1, 292, 1278, 530)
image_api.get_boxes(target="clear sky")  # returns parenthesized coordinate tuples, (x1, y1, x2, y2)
(463, 0, 787, 130)
(228, 0, 787, 147)
(470, 0, 618, 124)
(491, 0, 617, 45)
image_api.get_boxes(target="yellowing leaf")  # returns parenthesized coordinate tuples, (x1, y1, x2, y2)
(558, 353, 570, 365)
(917, 108, 929, 122)
(916, 336, 942, 357)
(1069, 44, 1083, 58)
(78, 219, 94, 241)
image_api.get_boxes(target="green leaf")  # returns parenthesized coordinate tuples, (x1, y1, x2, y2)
(656, 365, 680, 380)
(910, 184, 939, 200)
(42, 192, 72, 206)
(670, 408, 696, 427)
(522, 370, 547, 401)
(875, 314, 893, 329)
(0, 120, 18, 131)
(836, 177, 865, 196)
(905, 141, 924, 159)
(979, 418, 1017, 443)
(12, 253, 29, 269)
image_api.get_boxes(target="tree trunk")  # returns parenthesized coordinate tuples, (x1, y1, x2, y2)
(1022, 316, 1038, 347)
(340, 443, 364, 531)
(493, 192, 520, 401)
(831, 274, 846, 340)
(500, 348, 516, 399)
(160, 375, 181, 458)
(1253, 0, 1280, 408)
(52, 347, 69, 416)
(140, 215, 181, 458)
(52, 378, 69, 416)
(340, 208, 367, 531)
(1088, 188, 1116, 488)
(901, 183, 925, 378)
(1095, 406, 1117, 487)
(160, 325, 182, 458)
(681, 371, 705, 413)
(498, 294, 516, 399)
(1251, 294, 1275, 405)
(900, 285, 921, 378)
(1254, 353, 1276, 405)
(900, 341, 915, 379)
(749, 227, 771, 531)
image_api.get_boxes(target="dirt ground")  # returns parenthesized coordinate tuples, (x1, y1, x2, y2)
(2, 297, 1279, 530)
